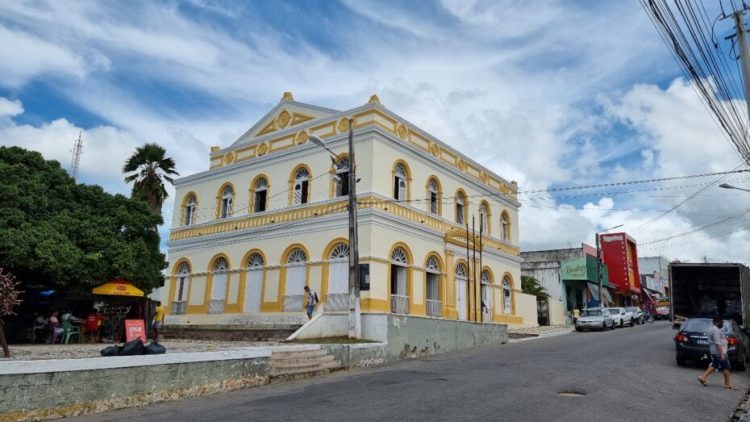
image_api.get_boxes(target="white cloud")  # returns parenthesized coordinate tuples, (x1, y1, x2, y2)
(0, 97, 23, 118)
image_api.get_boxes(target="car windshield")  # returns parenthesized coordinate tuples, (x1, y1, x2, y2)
(626, 307, 638, 312)
(682, 319, 733, 334)
(608, 309, 620, 314)
(582, 310, 602, 317)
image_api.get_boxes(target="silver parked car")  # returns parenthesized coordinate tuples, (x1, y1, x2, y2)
(575, 308, 615, 331)
(625, 307, 644, 324)
(607, 307, 633, 328)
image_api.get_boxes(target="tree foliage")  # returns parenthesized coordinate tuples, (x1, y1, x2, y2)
(521, 275, 550, 300)
(123, 143, 178, 214)
(0, 146, 166, 293)
(0, 268, 22, 357)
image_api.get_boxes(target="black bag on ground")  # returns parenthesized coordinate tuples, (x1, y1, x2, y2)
(100, 345, 121, 357)
(120, 339, 144, 356)
(143, 341, 166, 355)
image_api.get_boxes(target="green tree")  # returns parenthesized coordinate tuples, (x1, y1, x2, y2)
(521, 275, 550, 300)
(0, 146, 166, 293)
(0, 268, 22, 357)
(123, 143, 178, 214)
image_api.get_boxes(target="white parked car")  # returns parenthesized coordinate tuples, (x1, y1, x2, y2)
(575, 308, 615, 331)
(607, 307, 633, 328)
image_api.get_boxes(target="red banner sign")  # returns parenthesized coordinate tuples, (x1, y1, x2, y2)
(125, 319, 146, 343)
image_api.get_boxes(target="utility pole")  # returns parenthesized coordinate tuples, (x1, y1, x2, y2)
(472, 216, 477, 322)
(596, 233, 603, 307)
(733, 9, 750, 122)
(347, 118, 361, 339)
(69, 131, 83, 181)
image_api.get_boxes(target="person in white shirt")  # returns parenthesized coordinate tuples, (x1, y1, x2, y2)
(303, 285, 318, 320)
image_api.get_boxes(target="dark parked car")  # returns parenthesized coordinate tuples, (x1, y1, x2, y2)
(674, 318, 749, 371)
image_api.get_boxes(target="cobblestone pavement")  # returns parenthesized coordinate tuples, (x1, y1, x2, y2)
(0, 339, 280, 361)
(507, 324, 573, 336)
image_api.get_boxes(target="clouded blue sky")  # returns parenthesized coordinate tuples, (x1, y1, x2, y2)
(2, 0, 750, 263)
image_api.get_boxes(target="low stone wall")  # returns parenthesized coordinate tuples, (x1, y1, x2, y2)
(0, 349, 271, 422)
(513, 292, 540, 328)
(548, 299, 567, 326)
(322, 343, 388, 369)
(361, 314, 508, 362)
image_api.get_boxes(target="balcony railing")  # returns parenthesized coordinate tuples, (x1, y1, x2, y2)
(283, 294, 304, 312)
(390, 294, 409, 314)
(171, 301, 186, 315)
(326, 293, 349, 312)
(427, 299, 442, 317)
(208, 299, 225, 314)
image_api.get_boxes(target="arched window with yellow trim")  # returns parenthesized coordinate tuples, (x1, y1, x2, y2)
(172, 261, 191, 315)
(502, 275, 513, 314)
(455, 262, 468, 320)
(334, 157, 351, 197)
(425, 255, 441, 317)
(183, 194, 197, 226)
(455, 190, 467, 225)
(390, 246, 410, 314)
(394, 163, 407, 201)
(479, 201, 491, 234)
(501, 211, 511, 241)
(209, 257, 229, 314)
(292, 167, 310, 205)
(481, 269, 493, 321)
(253, 177, 268, 213)
(427, 177, 441, 215)
(218, 185, 234, 219)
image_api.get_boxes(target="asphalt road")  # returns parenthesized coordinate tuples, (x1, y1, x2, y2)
(71, 322, 747, 422)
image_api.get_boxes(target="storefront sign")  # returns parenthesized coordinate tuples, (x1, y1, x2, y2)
(125, 319, 146, 342)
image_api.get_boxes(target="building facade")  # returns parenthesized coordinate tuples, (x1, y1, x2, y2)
(599, 232, 641, 306)
(163, 93, 529, 328)
(638, 256, 670, 297)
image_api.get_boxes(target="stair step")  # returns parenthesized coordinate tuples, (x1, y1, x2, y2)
(270, 361, 342, 377)
(272, 354, 336, 365)
(272, 350, 327, 360)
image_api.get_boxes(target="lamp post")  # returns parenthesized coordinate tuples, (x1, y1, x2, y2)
(719, 183, 750, 193)
(596, 224, 623, 307)
(309, 121, 361, 339)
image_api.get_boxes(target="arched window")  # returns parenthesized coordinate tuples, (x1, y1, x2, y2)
(219, 185, 234, 219)
(428, 178, 439, 215)
(293, 167, 310, 205)
(390, 247, 409, 314)
(455, 263, 468, 321)
(284, 247, 308, 311)
(326, 243, 350, 311)
(503, 276, 512, 314)
(394, 163, 407, 201)
(501, 212, 511, 241)
(481, 270, 493, 320)
(253, 177, 268, 213)
(244, 252, 265, 313)
(479, 202, 490, 234)
(455, 191, 466, 225)
(426, 256, 441, 317)
(183, 194, 196, 226)
(335, 157, 350, 197)
(209, 257, 229, 314)
(172, 261, 191, 314)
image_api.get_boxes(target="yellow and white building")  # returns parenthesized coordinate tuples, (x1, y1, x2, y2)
(164, 92, 534, 329)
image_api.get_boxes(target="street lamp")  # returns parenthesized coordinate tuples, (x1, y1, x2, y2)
(596, 224, 623, 307)
(309, 122, 361, 339)
(720, 183, 750, 193)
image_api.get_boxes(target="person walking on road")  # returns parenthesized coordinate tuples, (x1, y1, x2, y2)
(698, 316, 737, 389)
(573, 308, 580, 324)
(304, 285, 318, 320)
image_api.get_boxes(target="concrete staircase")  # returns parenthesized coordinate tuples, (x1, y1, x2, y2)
(270, 346, 342, 381)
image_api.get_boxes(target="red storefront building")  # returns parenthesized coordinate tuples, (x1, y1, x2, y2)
(599, 232, 641, 306)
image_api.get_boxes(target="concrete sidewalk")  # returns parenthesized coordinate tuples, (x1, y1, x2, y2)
(508, 324, 573, 340)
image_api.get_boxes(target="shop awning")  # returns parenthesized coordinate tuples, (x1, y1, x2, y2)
(92, 278, 144, 297)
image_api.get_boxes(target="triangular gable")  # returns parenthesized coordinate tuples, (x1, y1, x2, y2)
(232, 94, 340, 146)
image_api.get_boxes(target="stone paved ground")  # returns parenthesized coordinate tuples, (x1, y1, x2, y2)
(0, 339, 280, 361)
(507, 324, 573, 336)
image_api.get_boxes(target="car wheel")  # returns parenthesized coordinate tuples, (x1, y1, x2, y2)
(620, 320, 624, 328)
(610, 321, 615, 330)
(575, 327, 582, 332)
(600, 323, 606, 331)
(735, 353, 746, 371)
(676, 357, 687, 366)
(630, 319, 634, 327)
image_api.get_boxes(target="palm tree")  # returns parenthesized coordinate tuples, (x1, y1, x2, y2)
(123, 143, 178, 214)
(521, 275, 549, 299)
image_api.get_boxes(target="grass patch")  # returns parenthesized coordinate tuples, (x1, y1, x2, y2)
(288, 337, 379, 344)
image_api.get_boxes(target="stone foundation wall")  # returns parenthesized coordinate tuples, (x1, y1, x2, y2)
(0, 352, 271, 422)
(322, 343, 388, 369)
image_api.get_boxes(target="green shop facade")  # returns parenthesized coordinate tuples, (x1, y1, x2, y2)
(561, 255, 612, 311)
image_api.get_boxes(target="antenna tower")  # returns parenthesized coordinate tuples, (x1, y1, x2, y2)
(69, 131, 83, 181)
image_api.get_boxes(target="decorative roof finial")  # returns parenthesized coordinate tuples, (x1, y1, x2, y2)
(210, 146, 220, 153)
(368, 94, 381, 104)
(282, 91, 294, 101)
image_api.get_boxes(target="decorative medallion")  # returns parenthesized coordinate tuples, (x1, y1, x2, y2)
(338, 118, 350, 133)
(276, 110, 291, 128)
(296, 131, 309, 145)
(256, 142, 269, 156)
(479, 171, 489, 184)
(456, 158, 467, 172)
(429, 142, 440, 157)
(223, 152, 235, 165)
(397, 124, 408, 140)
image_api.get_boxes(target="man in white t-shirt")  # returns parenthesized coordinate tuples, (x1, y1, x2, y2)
(698, 316, 736, 389)
(304, 285, 318, 320)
